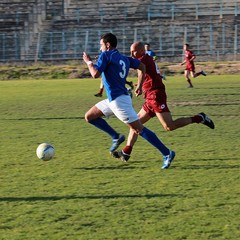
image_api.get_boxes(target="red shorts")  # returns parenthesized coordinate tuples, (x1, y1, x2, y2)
(142, 89, 170, 118)
(186, 64, 195, 72)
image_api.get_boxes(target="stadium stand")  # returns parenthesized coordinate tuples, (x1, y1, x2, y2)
(0, 0, 47, 60)
(45, 0, 64, 17)
(148, 0, 239, 20)
(0, 0, 240, 62)
(64, 0, 150, 22)
(0, 1, 35, 32)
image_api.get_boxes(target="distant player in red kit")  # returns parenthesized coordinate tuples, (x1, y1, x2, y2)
(181, 43, 206, 88)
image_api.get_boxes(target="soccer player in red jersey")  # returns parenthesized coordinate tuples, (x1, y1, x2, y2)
(181, 43, 206, 88)
(112, 41, 214, 169)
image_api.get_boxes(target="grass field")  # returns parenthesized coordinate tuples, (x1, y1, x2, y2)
(0, 75, 239, 240)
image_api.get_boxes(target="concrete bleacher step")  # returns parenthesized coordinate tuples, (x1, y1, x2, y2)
(45, 0, 64, 18)
(1, 0, 239, 61)
(65, 0, 149, 22)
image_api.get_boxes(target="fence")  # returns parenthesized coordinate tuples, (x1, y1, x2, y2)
(64, 1, 240, 23)
(0, 23, 239, 62)
(147, 1, 240, 21)
(1, 0, 240, 62)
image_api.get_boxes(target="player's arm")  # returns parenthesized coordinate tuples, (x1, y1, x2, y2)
(189, 55, 196, 62)
(135, 62, 146, 97)
(83, 52, 101, 78)
(180, 60, 186, 65)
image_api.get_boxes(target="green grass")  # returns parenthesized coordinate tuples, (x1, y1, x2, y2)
(0, 75, 239, 240)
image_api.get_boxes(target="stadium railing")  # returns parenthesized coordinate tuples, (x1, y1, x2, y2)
(0, 0, 239, 62)
(147, 1, 239, 21)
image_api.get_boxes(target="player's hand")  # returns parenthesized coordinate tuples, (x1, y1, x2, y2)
(83, 52, 91, 63)
(135, 86, 142, 97)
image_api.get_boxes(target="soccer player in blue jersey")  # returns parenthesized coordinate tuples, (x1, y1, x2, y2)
(83, 33, 175, 169)
(144, 43, 156, 57)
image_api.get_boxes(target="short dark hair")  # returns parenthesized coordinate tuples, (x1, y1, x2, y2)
(101, 33, 117, 48)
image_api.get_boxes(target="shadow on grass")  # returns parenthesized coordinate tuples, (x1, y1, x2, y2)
(0, 193, 181, 202)
(1, 117, 85, 121)
(175, 164, 239, 170)
(75, 165, 147, 170)
(188, 157, 239, 162)
(1, 111, 239, 121)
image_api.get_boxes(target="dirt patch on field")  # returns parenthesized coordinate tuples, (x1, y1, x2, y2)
(0, 61, 240, 80)
(161, 62, 240, 75)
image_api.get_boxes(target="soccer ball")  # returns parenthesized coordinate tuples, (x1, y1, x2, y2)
(36, 143, 55, 161)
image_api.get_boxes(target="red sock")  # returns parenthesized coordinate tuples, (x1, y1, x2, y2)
(99, 88, 104, 94)
(123, 146, 132, 155)
(191, 115, 203, 123)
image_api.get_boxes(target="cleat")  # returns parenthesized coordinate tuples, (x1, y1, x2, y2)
(201, 71, 207, 76)
(187, 85, 193, 88)
(128, 81, 134, 90)
(94, 93, 102, 97)
(162, 150, 175, 169)
(109, 134, 125, 152)
(111, 150, 130, 162)
(127, 87, 133, 98)
(198, 112, 215, 129)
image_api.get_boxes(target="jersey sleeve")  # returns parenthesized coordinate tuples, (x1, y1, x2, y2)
(94, 52, 109, 73)
(189, 51, 195, 58)
(127, 57, 141, 69)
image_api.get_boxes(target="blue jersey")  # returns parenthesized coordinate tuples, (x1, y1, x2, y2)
(94, 49, 140, 101)
(146, 50, 156, 57)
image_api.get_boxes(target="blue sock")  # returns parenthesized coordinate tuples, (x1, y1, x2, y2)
(139, 127, 170, 156)
(89, 118, 119, 139)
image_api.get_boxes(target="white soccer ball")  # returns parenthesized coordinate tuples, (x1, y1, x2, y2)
(36, 143, 55, 161)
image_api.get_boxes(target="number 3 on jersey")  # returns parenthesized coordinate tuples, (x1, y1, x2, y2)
(119, 60, 126, 78)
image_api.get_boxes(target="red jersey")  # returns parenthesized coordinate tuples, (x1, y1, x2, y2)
(139, 54, 165, 93)
(185, 50, 195, 71)
(138, 54, 170, 116)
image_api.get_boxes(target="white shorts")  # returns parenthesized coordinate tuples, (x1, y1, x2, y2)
(95, 95, 139, 124)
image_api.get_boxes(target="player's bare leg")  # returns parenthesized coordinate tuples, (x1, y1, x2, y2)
(185, 70, 193, 88)
(94, 80, 104, 97)
(125, 109, 151, 146)
(156, 112, 193, 131)
(192, 71, 207, 78)
(156, 111, 213, 131)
